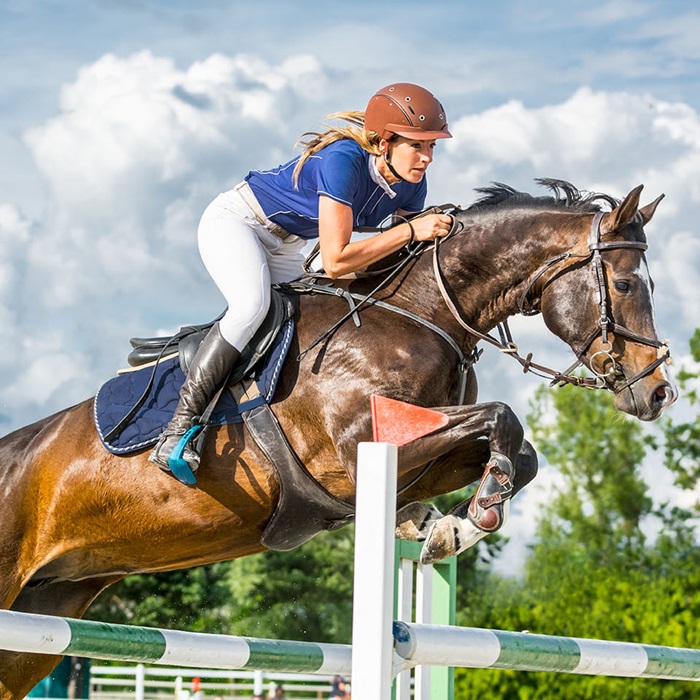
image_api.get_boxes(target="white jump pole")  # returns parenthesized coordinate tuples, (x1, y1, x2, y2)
(395, 554, 415, 700)
(253, 670, 263, 694)
(135, 663, 145, 700)
(351, 442, 398, 700)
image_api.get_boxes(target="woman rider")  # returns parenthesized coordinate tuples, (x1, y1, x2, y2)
(150, 82, 454, 473)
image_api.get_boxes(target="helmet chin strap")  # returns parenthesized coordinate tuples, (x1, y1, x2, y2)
(383, 151, 404, 182)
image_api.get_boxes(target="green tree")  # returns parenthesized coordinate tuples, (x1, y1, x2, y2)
(88, 528, 358, 641)
(527, 384, 652, 565)
(454, 378, 700, 699)
(662, 328, 700, 502)
(223, 527, 355, 643)
(88, 563, 231, 631)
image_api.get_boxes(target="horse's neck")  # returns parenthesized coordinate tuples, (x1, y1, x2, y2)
(393, 211, 579, 336)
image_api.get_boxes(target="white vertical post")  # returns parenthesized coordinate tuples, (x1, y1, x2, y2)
(135, 664, 145, 700)
(396, 557, 414, 700)
(414, 563, 434, 698)
(175, 675, 183, 700)
(351, 442, 398, 700)
(253, 670, 263, 695)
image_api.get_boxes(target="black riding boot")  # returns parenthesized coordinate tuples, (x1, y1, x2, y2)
(149, 322, 239, 472)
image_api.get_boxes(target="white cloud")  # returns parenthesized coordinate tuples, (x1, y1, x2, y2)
(0, 51, 332, 432)
(17, 50, 329, 316)
(443, 87, 700, 190)
(1, 53, 699, 462)
(0, 203, 31, 297)
(433, 87, 700, 356)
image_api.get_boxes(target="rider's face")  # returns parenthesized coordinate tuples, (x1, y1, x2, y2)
(379, 136, 437, 184)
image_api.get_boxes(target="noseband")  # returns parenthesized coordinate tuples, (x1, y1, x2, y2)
(434, 210, 672, 393)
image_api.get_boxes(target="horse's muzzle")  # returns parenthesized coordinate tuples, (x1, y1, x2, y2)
(614, 378, 677, 421)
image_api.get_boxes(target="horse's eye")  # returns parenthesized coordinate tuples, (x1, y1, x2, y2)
(614, 280, 631, 293)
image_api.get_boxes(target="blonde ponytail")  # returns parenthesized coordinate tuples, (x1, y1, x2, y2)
(292, 111, 382, 187)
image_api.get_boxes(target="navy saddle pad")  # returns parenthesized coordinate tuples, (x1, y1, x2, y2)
(94, 318, 294, 454)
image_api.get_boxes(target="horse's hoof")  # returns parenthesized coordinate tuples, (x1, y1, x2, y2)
(419, 514, 490, 564)
(395, 502, 443, 541)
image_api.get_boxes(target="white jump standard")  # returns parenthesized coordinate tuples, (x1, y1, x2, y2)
(350, 430, 700, 698)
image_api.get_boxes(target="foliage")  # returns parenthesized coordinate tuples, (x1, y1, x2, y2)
(89, 527, 357, 642)
(526, 383, 652, 562)
(661, 328, 700, 499)
(454, 372, 700, 699)
(453, 550, 700, 700)
(222, 526, 355, 643)
(88, 563, 231, 631)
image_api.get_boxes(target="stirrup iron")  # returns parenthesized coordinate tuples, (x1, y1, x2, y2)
(166, 424, 203, 485)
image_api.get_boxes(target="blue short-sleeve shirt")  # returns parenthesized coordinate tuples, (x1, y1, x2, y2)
(245, 140, 427, 239)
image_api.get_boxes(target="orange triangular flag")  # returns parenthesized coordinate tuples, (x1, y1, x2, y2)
(370, 394, 449, 447)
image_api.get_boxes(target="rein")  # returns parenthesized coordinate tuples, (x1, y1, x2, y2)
(286, 277, 481, 404)
(294, 202, 669, 409)
(433, 210, 671, 392)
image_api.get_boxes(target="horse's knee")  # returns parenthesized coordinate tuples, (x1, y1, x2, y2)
(513, 440, 538, 493)
(490, 402, 523, 430)
(484, 401, 524, 449)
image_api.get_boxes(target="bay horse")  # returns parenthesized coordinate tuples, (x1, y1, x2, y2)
(0, 180, 676, 699)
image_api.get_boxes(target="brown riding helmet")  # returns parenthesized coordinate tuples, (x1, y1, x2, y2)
(364, 83, 452, 140)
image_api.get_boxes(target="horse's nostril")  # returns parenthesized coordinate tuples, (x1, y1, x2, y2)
(654, 384, 676, 407)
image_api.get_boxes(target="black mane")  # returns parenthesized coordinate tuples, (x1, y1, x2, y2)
(466, 178, 619, 213)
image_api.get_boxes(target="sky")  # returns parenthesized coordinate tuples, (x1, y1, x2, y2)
(1, 0, 700, 572)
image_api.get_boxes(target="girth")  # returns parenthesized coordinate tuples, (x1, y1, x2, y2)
(242, 403, 354, 551)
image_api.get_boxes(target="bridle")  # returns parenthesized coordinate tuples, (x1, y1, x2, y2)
(294, 205, 671, 400)
(433, 210, 672, 392)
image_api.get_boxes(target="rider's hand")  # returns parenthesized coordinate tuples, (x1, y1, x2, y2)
(410, 214, 453, 242)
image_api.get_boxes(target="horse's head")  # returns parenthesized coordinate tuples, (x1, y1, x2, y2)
(538, 185, 677, 420)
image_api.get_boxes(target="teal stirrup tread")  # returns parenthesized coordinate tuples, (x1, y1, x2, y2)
(167, 425, 202, 485)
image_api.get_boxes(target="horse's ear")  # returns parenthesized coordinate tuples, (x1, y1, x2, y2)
(602, 184, 644, 234)
(639, 193, 665, 226)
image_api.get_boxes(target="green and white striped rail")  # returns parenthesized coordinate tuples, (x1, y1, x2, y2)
(394, 622, 700, 682)
(0, 610, 351, 675)
(3, 609, 699, 683)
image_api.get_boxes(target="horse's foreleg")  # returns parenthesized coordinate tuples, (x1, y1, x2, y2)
(395, 440, 537, 545)
(420, 439, 538, 562)
(389, 402, 535, 563)
(0, 577, 120, 700)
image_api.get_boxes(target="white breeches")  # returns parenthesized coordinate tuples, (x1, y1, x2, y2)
(197, 183, 307, 350)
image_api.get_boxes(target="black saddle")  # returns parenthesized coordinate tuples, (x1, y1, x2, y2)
(123, 287, 354, 552)
(127, 289, 296, 383)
